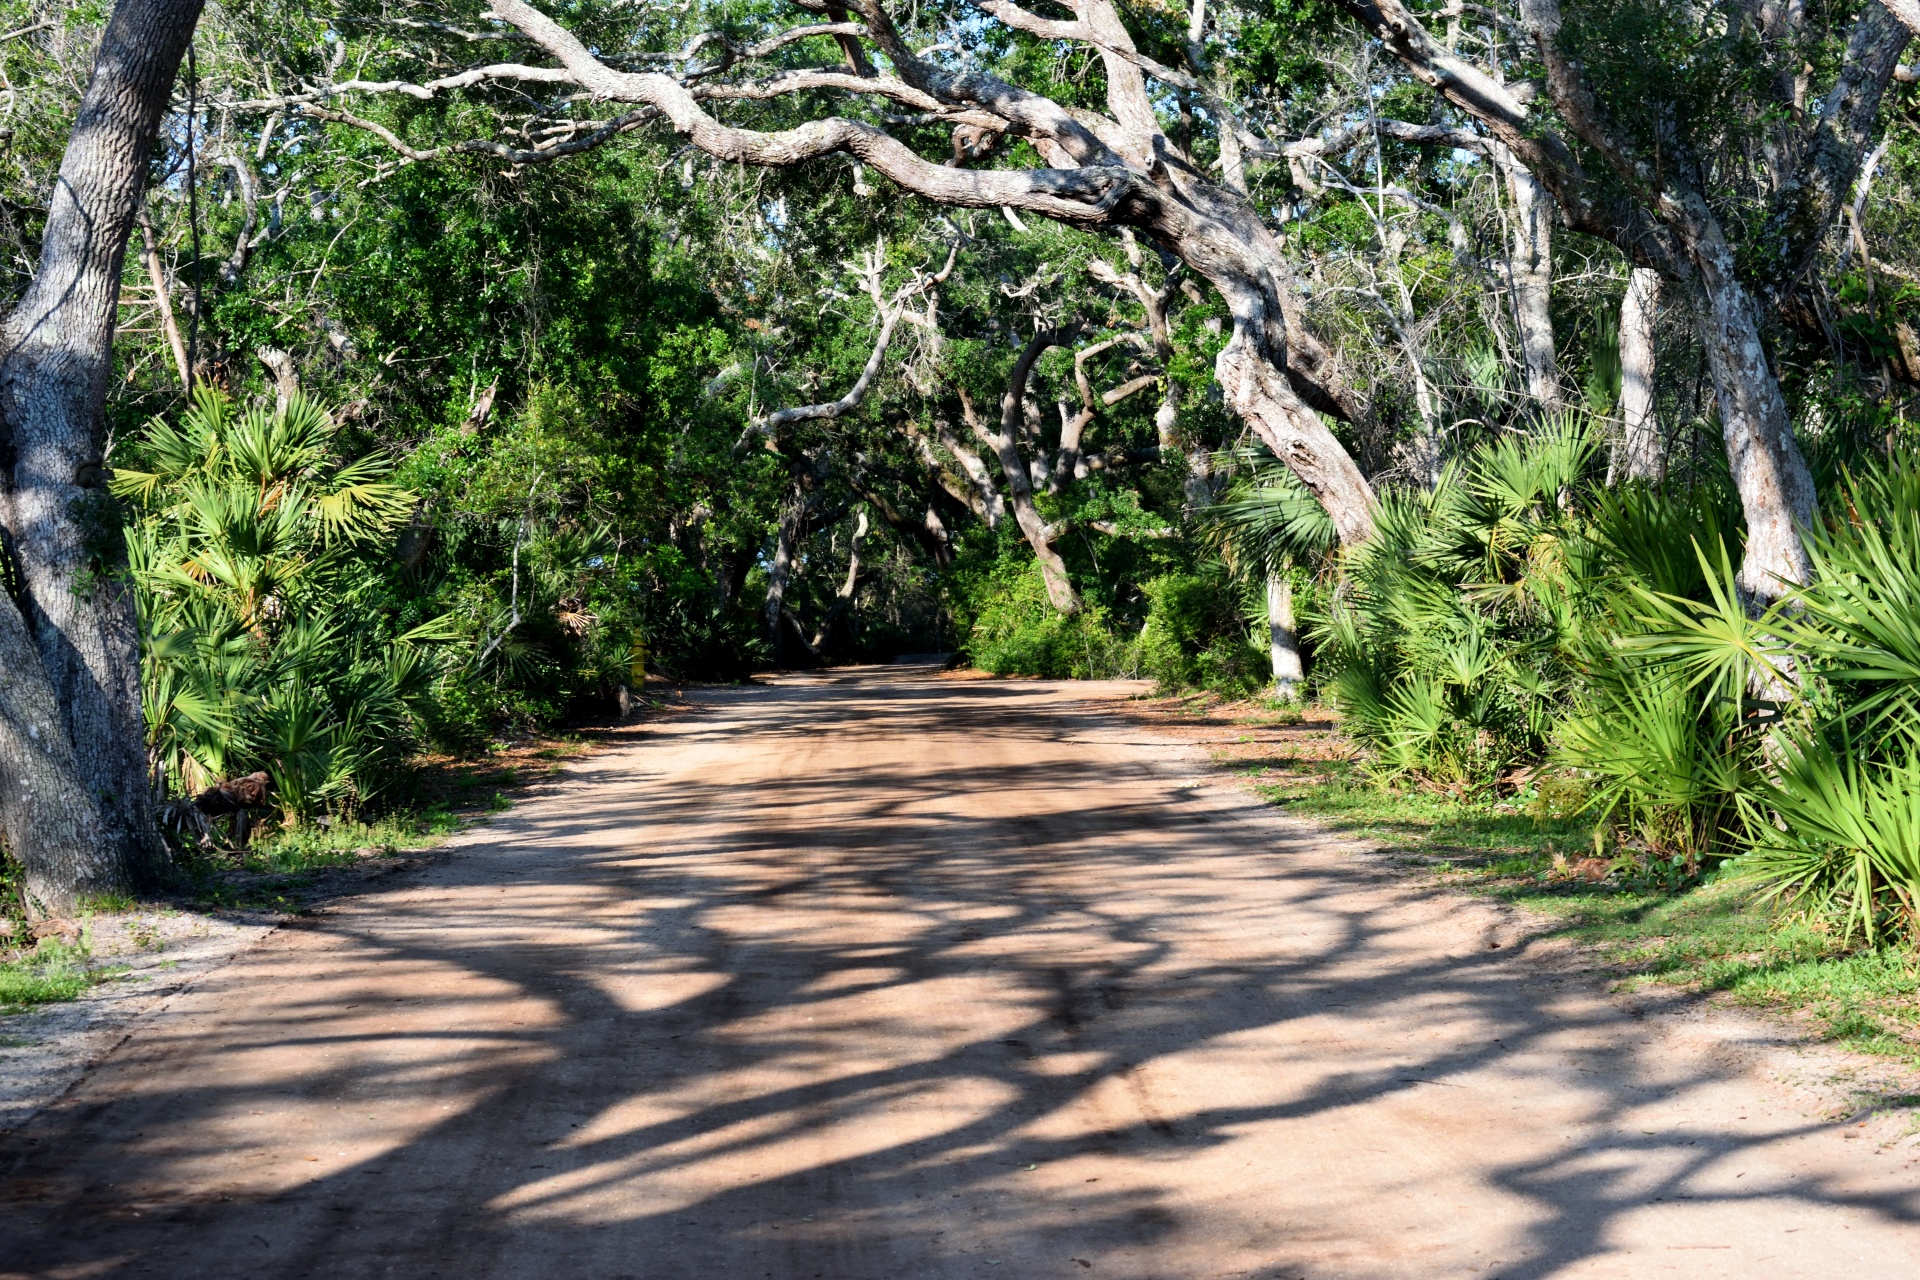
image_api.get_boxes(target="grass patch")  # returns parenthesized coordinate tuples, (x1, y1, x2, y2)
(180, 806, 466, 911)
(237, 810, 459, 876)
(0, 939, 111, 1015)
(1254, 762, 1591, 863)
(1252, 759, 1920, 1060)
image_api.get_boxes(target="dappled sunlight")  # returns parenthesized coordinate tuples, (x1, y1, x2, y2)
(499, 1075, 1024, 1225)
(3, 671, 1915, 1278)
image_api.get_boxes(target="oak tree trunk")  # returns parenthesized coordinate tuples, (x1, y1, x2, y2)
(964, 335, 1082, 614)
(764, 485, 805, 662)
(1690, 247, 1817, 603)
(1498, 148, 1561, 410)
(0, 0, 206, 903)
(0, 591, 118, 915)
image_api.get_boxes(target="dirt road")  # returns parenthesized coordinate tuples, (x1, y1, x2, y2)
(3, 669, 1917, 1278)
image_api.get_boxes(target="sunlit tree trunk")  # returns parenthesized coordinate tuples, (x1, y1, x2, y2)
(1266, 570, 1302, 696)
(1494, 145, 1561, 411)
(1610, 268, 1663, 483)
(1692, 260, 1817, 602)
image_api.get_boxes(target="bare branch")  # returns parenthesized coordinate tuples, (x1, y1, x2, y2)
(220, 63, 575, 110)
(0, 18, 55, 42)
(291, 102, 658, 167)
(745, 244, 958, 442)
(217, 151, 260, 284)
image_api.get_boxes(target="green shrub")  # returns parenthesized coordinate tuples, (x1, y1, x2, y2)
(1135, 567, 1265, 694)
(1309, 418, 1599, 789)
(1736, 730, 1920, 944)
(968, 563, 1128, 678)
(117, 388, 463, 822)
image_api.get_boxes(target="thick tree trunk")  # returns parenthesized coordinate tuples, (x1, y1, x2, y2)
(1611, 268, 1663, 483)
(0, 0, 206, 899)
(1691, 246, 1817, 603)
(0, 592, 117, 916)
(1266, 570, 1303, 696)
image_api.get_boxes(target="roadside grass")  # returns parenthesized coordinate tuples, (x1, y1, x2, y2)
(1246, 740, 1920, 1061)
(0, 938, 118, 1016)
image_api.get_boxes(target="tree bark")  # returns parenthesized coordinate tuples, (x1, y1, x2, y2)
(1611, 268, 1663, 483)
(1266, 570, 1302, 696)
(764, 483, 805, 662)
(1691, 253, 1817, 601)
(0, 590, 117, 916)
(1499, 151, 1561, 411)
(0, 0, 206, 899)
(257, 347, 300, 413)
(808, 510, 868, 651)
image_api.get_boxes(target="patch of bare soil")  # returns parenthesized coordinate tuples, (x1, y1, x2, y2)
(0, 908, 276, 1135)
(0, 709, 705, 1137)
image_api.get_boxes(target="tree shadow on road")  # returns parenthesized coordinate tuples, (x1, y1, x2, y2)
(2, 673, 1914, 1278)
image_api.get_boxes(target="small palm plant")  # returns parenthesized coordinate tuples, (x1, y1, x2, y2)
(1292, 416, 1599, 791)
(116, 387, 457, 825)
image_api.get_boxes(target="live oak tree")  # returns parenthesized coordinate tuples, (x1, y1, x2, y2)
(218, 0, 1386, 545)
(0, 0, 203, 913)
(1336, 0, 1912, 603)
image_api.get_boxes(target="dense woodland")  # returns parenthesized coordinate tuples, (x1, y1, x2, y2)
(0, 0, 1917, 944)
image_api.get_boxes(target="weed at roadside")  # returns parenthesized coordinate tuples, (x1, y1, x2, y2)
(0, 939, 114, 1015)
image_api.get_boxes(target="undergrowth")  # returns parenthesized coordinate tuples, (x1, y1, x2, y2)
(0, 938, 112, 1015)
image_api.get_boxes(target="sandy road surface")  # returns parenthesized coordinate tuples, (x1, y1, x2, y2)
(3, 668, 1917, 1279)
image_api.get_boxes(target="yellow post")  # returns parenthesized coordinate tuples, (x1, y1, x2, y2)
(629, 633, 647, 686)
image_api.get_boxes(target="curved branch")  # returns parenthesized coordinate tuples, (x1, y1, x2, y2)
(746, 245, 958, 440)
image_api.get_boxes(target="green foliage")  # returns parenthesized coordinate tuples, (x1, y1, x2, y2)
(965, 553, 1268, 694)
(1312, 418, 1600, 790)
(967, 562, 1129, 679)
(1725, 457, 1920, 942)
(1134, 567, 1269, 695)
(0, 938, 101, 1013)
(119, 389, 457, 820)
(1308, 427, 1920, 948)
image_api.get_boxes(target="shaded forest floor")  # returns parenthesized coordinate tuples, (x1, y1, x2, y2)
(1112, 689, 1920, 1068)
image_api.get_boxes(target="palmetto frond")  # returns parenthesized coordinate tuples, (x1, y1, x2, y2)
(128, 388, 457, 823)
